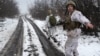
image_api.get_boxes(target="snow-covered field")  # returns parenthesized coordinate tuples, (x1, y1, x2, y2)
(22, 18, 46, 56)
(0, 18, 19, 52)
(34, 20, 100, 56)
(0, 17, 99, 56)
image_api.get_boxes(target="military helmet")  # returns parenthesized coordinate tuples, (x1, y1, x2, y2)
(48, 9, 52, 15)
(66, 1, 76, 7)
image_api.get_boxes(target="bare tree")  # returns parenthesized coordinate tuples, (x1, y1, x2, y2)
(0, 0, 19, 18)
(29, 0, 49, 19)
(29, 0, 100, 27)
(29, 0, 67, 20)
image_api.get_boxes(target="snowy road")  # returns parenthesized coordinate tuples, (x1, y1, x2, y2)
(0, 17, 64, 56)
(22, 17, 46, 56)
(0, 18, 23, 56)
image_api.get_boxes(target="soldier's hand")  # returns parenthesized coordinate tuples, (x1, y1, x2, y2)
(86, 23, 94, 29)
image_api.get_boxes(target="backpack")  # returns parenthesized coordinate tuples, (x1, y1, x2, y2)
(49, 15, 57, 26)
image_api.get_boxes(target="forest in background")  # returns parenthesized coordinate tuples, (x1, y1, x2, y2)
(29, 0, 100, 28)
(0, 0, 19, 18)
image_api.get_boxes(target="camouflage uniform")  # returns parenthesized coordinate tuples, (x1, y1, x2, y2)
(65, 1, 90, 56)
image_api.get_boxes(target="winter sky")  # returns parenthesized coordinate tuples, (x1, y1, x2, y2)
(15, 0, 35, 14)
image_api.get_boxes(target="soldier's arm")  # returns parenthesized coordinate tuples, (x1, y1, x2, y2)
(74, 12, 94, 29)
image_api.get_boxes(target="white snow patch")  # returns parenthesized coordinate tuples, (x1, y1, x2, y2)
(0, 18, 19, 52)
(34, 20, 46, 30)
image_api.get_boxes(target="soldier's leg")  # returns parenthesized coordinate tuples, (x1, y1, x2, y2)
(48, 27, 52, 40)
(65, 28, 81, 56)
(65, 42, 78, 56)
(73, 42, 79, 56)
(73, 29, 81, 56)
(65, 30, 74, 56)
(51, 26, 58, 42)
(65, 48, 73, 56)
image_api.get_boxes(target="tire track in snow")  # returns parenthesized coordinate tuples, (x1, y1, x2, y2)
(22, 17, 46, 56)
(27, 19, 65, 56)
(0, 18, 23, 56)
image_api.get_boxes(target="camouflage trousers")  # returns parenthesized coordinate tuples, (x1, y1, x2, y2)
(65, 28, 81, 56)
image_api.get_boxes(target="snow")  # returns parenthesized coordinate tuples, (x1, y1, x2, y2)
(22, 18, 46, 56)
(34, 19, 100, 56)
(0, 18, 19, 52)
(34, 20, 46, 30)
(78, 35, 100, 56)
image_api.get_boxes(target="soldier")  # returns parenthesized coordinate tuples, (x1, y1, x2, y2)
(64, 1, 94, 56)
(45, 10, 58, 42)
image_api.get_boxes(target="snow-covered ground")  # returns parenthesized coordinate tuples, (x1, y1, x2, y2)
(34, 20, 100, 56)
(22, 18, 46, 56)
(0, 18, 19, 52)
